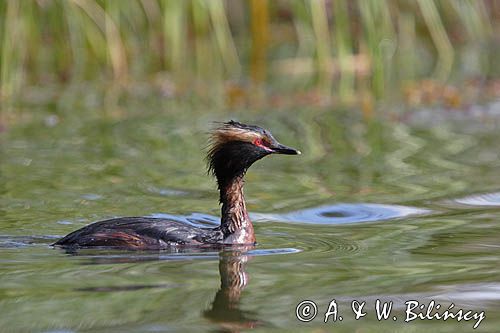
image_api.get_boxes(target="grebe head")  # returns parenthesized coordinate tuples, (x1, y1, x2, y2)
(208, 120, 300, 186)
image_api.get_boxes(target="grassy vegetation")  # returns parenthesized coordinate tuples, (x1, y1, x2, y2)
(0, 0, 498, 117)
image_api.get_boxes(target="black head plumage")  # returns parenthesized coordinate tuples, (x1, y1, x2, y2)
(207, 121, 300, 188)
(207, 121, 269, 186)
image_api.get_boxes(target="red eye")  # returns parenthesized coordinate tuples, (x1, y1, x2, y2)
(253, 138, 273, 152)
(254, 138, 263, 146)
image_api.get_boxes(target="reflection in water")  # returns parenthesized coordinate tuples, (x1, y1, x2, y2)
(54, 244, 298, 265)
(65, 247, 221, 264)
(252, 203, 431, 225)
(204, 248, 261, 331)
(75, 284, 171, 292)
(54, 246, 262, 331)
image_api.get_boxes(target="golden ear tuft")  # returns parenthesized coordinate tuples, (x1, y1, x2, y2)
(210, 121, 261, 146)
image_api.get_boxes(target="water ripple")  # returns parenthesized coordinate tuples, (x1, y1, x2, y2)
(259, 230, 360, 256)
(246, 248, 301, 256)
(62, 247, 301, 264)
(3, 202, 427, 258)
(0, 235, 57, 248)
(291, 234, 360, 254)
(252, 203, 431, 225)
(452, 192, 500, 207)
(334, 283, 500, 308)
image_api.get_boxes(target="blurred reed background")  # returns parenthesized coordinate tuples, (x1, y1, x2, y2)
(0, 0, 499, 120)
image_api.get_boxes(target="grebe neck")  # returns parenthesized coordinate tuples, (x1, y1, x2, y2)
(218, 174, 255, 244)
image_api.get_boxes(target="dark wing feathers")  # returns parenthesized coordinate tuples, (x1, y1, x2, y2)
(53, 217, 223, 249)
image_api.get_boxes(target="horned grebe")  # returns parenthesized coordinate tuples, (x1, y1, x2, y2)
(53, 121, 300, 249)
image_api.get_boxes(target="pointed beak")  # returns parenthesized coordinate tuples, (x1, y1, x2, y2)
(271, 143, 301, 155)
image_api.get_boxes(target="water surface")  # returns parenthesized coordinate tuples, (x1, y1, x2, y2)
(1, 105, 500, 332)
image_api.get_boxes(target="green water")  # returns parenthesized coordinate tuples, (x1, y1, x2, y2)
(1, 103, 500, 332)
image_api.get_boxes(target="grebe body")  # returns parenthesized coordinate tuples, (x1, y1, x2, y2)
(53, 121, 300, 249)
